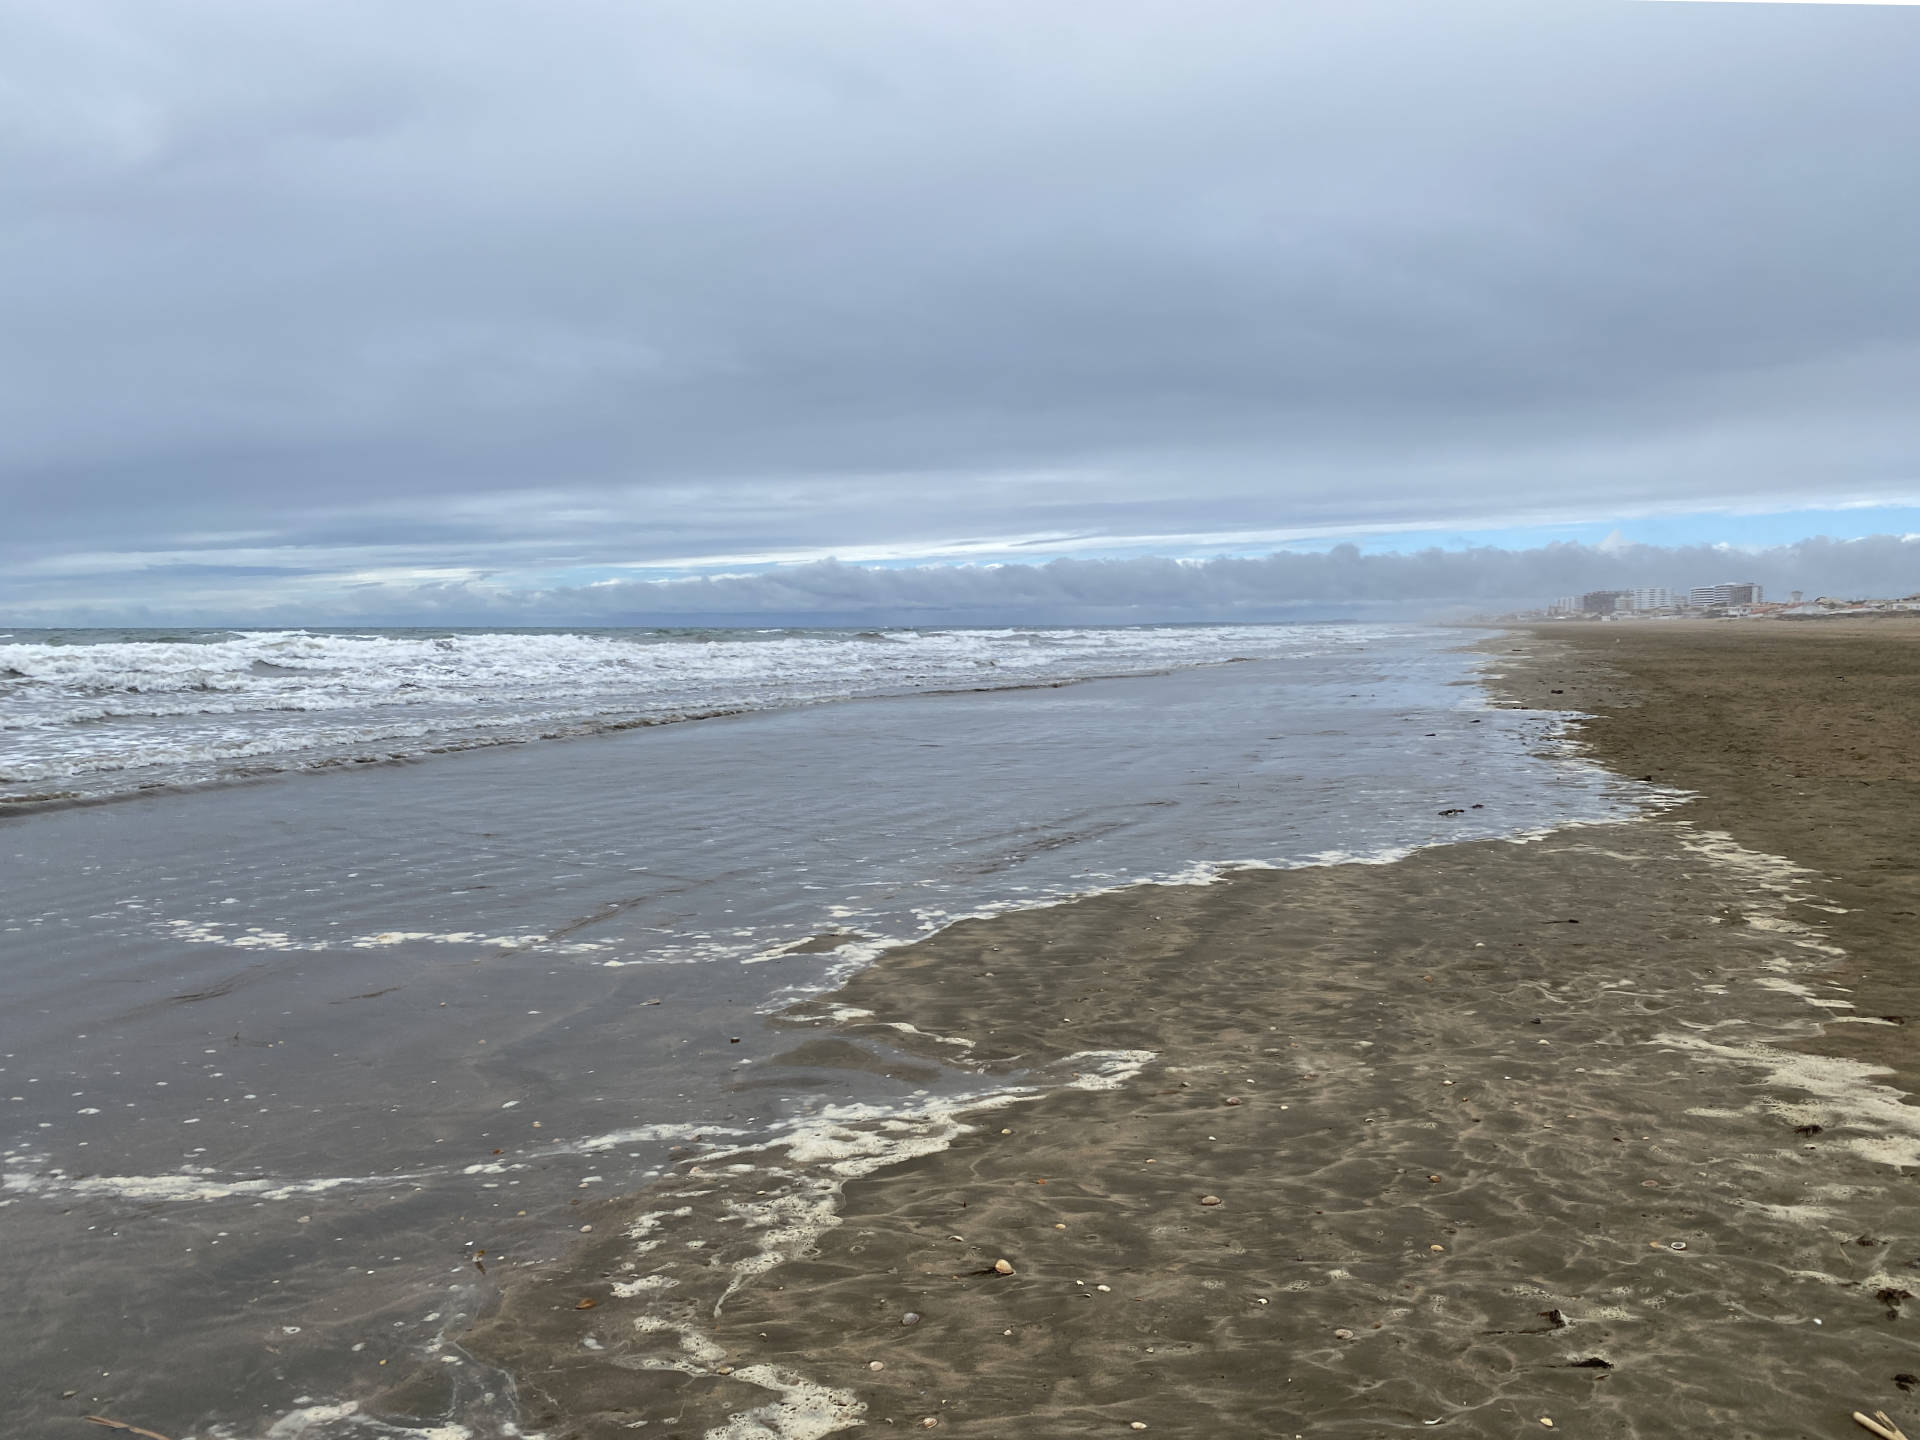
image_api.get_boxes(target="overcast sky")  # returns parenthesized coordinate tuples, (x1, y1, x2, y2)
(4, 0, 1918, 624)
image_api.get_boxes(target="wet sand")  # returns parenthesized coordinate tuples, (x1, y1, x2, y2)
(421, 625, 1920, 1439)
(1490, 619, 1920, 1101)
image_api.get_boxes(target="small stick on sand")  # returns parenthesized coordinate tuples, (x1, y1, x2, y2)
(1852, 1410, 1911, 1440)
(83, 1418, 174, 1440)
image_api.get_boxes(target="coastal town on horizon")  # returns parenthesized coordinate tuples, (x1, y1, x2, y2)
(1494, 580, 1920, 623)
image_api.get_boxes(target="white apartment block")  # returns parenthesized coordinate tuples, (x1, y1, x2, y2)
(1688, 582, 1763, 608)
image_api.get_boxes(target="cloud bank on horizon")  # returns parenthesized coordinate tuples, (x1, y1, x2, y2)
(6, 536, 1913, 629)
(2, 0, 1917, 624)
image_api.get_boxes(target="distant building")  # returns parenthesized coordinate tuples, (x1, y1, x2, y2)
(1626, 586, 1673, 611)
(1580, 589, 1630, 614)
(1689, 582, 1762, 609)
(1548, 596, 1578, 616)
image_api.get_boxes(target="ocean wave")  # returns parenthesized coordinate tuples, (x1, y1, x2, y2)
(0, 623, 1381, 803)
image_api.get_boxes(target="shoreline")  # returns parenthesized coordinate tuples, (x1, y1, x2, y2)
(383, 624, 1920, 1439)
(12, 632, 1605, 1440)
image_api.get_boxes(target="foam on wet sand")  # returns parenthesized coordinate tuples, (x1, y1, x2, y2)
(445, 805, 1920, 1437)
(430, 623, 1920, 1435)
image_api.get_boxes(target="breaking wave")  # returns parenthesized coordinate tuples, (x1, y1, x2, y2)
(0, 623, 1376, 804)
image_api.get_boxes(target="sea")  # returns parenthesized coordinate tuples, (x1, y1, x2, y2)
(0, 624, 1641, 1437)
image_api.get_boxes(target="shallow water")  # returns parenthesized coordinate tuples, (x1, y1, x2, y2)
(0, 627, 1638, 1436)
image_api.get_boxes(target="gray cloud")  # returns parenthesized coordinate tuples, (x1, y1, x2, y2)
(3, 0, 1919, 611)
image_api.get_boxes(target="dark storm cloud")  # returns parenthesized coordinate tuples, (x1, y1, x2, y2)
(3, 0, 1919, 617)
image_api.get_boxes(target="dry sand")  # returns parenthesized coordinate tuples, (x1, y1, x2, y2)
(398, 623, 1920, 1440)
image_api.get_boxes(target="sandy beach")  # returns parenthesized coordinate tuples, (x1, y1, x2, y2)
(411, 623, 1920, 1439)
